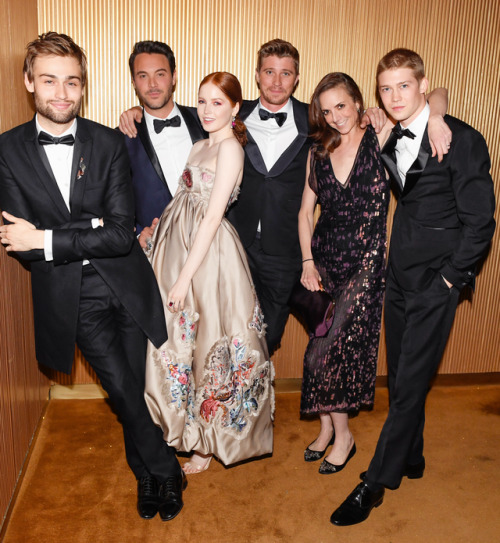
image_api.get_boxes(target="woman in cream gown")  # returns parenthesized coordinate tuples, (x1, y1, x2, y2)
(144, 72, 274, 473)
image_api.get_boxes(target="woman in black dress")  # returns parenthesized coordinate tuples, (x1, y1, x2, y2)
(298, 73, 391, 473)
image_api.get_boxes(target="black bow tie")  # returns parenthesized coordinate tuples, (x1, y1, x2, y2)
(38, 131, 75, 146)
(392, 124, 416, 140)
(258, 108, 287, 127)
(153, 115, 181, 133)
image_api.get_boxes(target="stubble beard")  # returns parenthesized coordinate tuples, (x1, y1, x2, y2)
(34, 95, 81, 125)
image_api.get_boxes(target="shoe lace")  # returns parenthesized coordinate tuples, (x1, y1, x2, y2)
(159, 477, 175, 498)
(140, 476, 156, 495)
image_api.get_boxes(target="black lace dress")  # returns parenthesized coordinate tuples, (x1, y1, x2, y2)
(300, 126, 389, 415)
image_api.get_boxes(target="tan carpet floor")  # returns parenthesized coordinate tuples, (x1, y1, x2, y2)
(2, 384, 500, 543)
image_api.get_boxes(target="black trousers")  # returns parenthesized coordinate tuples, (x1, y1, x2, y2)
(76, 266, 179, 482)
(245, 236, 301, 354)
(367, 266, 460, 489)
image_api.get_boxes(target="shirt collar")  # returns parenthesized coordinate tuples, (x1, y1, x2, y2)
(258, 98, 293, 116)
(36, 115, 77, 138)
(405, 103, 430, 140)
(144, 103, 182, 133)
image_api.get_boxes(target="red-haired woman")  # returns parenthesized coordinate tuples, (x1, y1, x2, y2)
(144, 73, 273, 474)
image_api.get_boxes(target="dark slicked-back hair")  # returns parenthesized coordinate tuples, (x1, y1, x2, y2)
(376, 48, 425, 82)
(129, 41, 176, 77)
(309, 72, 364, 159)
(257, 39, 300, 74)
(24, 32, 87, 86)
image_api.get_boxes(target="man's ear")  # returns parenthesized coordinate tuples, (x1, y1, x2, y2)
(255, 69, 261, 89)
(419, 77, 429, 95)
(24, 72, 34, 93)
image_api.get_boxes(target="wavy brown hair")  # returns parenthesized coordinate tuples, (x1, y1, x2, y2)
(24, 32, 87, 87)
(309, 73, 364, 159)
(199, 72, 247, 146)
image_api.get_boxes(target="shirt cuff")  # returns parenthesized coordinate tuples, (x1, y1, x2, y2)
(44, 230, 53, 261)
(91, 218, 100, 228)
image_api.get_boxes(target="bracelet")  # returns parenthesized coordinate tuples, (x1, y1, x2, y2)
(302, 258, 313, 263)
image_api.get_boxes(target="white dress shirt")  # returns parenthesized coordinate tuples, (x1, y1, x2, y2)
(144, 104, 193, 196)
(395, 103, 430, 185)
(244, 99, 298, 171)
(38, 117, 99, 263)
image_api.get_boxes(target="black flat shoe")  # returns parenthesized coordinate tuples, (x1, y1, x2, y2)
(330, 482, 384, 526)
(158, 471, 188, 521)
(304, 433, 335, 462)
(137, 475, 160, 519)
(319, 443, 356, 474)
(359, 457, 425, 482)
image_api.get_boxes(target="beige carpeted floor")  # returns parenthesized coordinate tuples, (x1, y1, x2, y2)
(2, 384, 500, 543)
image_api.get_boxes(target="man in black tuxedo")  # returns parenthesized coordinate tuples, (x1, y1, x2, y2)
(331, 48, 496, 526)
(0, 32, 185, 522)
(124, 41, 205, 244)
(226, 39, 309, 353)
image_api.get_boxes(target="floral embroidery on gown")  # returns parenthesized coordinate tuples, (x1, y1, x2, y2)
(145, 164, 274, 465)
(301, 126, 389, 415)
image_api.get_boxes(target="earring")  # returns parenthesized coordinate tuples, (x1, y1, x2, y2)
(231, 116, 236, 129)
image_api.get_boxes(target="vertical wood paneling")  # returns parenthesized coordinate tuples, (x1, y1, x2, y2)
(36, 0, 499, 382)
(0, 0, 49, 529)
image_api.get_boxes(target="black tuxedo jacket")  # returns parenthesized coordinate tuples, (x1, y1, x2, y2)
(381, 115, 495, 291)
(0, 117, 168, 373)
(226, 96, 311, 257)
(124, 104, 205, 234)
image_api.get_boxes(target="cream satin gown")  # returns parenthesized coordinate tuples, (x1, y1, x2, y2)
(144, 164, 274, 465)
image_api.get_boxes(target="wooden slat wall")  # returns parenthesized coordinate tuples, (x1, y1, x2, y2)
(36, 0, 499, 382)
(0, 0, 49, 528)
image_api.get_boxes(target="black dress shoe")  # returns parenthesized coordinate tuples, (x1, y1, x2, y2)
(158, 472, 188, 521)
(304, 433, 335, 462)
(319, 443, 356, 474)
(330, 482, 384, 526)
(359, 458, 425, 482)
(137, 475, 160, 519)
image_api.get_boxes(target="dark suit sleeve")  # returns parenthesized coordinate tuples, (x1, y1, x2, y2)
(439, 130, 496, 287)
(51, 138, 136, 265)
(0, 150, 47, 262)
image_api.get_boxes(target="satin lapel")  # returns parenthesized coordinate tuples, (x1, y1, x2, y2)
(178, 104, 205, 143)
(381, 131, 404, 193)
(136, 111, 168, 187)
(70, 118, 93, 216)
(268, 97, 309, 177)
(402, 129, 430, 196)
(24, 120, 71, 220)
(241, 99, 269, 176)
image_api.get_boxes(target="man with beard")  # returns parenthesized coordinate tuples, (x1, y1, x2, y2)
(125, 41, 205, 245)
(0, 32, 186, 521)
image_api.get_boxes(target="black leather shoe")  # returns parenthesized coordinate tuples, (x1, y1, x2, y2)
(304, 433, 335, 462)
(359, 458, 425, 482)
(330, 482, 384, 526)
(137, 475, 160, 519)
(319, 443, 356, 474)
(158, 472, 188, 521)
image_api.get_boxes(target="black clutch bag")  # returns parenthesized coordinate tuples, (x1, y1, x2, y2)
(289, 281, 335, 338)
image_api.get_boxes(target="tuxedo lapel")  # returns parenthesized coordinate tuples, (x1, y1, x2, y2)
(381, 130, 404, 193)
(240, 99, 269, 175)
(178, 104, 205, 143)
(24, 120, 71, 220)
(70, 118, 93, 216)
(268, 97, 309, 177)
(136, 111, 168, 188)
(403, 129, 431, 195)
